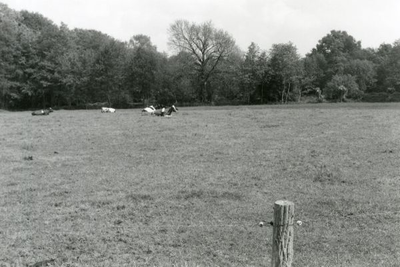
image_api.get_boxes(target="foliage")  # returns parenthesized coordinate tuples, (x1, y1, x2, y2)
(305, 30, 381, 101)
(324, 74, 361, 101)
(168, 20, 236, 102)
(239, 43, 271, 104)
(344, 59, 376, 92)
(268, 42, 303, 103)
(1, 4, 400, 110)
(125, 35, 158, 104)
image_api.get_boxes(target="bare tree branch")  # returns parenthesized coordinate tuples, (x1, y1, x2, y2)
(168, 20, 236, 101)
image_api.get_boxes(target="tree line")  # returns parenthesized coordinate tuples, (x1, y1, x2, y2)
(1, 3, 400, 110)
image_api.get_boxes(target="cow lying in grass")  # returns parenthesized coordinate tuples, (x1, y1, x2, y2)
(32, 108, 53, 116)
(154, 105, 178, 117)
(101, 107, 116, 113)
(141, 105, 156, 115)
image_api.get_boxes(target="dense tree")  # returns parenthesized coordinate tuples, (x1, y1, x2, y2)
(302, 53, 327, 94)
(307, 30, 378, 100)
(255, 51, 270, 103)
(241, 43, 261, 103)
(126, 35, 158, 105)
(381, 41, 400, 92)
(238, 43, 270, 103)
(0, 3, 25, 108)
(373, 43, 393, 92)
(344, 59, 375, 92)
(152, 52, 179, 105)
(315, 30, 361, 58)
(268, 42, 303, 103)
(90, 39, 126, 106)
(19, 11, 62, 108)
(324, 74, 360, 101)
(210, 46, 243, 104)
(165, 51, 198, 104)
(54, 24, 84, 107)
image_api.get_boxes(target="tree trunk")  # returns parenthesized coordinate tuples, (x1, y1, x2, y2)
(201, 81, 207, 102)
(297, 84, 302, 102)
(285, 82, 291, 104)
(261, 83, 264, 104)
(42, 91, 46, 109)
(107, 94, 111, 107)
(0, 88, 5, 109)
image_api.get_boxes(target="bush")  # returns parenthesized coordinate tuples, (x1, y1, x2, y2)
(388, 92, 400, 102)
(324, 74, 361, 101)
(361, 93, 389, 102)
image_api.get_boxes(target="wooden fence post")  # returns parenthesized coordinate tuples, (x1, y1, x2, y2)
(271, 200, 294, 267)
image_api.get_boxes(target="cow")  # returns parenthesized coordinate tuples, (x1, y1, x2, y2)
(154, 105, 178, 117)
(141, 105, 156, 115)
(101, 107, 116, 113)
(32, 108, 53, 116)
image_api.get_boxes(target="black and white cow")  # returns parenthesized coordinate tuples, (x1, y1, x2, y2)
(154, 105, 178, 117)
(32, 108, 53, 116)
(141, 105, 156, 115)
(101, 107, 116, 113)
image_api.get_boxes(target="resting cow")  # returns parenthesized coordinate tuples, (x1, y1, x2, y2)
(101, 107, 116, 113)
(141, 105, 156, 115)
(154, 105, 178, 117)
(32, 108, 53, 116)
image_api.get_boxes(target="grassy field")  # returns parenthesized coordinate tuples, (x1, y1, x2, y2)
(0, 103, 399, 267)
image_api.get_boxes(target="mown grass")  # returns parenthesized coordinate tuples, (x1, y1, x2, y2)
(0, 103, 399, 267)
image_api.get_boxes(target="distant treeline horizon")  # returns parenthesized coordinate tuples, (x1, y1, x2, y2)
(1, 3, 400, 110)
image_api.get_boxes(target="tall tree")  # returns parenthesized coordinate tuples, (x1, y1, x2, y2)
(256, 51, 270, 103)
(90, 39, 126, 106)
(55, 23, 84, 107)
(269, 42, 303, 103)
(373, 43, 393, 92)
(0, 3, 26, 108)
(210, 46, 243, 104)
(19, 10, 61, 108)
(165, 51, 198, 104)
(125, 35, 158, 105)
(241, 42, 261, 103)
(168, 20, 236, 102)
(302, 53, 327, 95)
(384, 40, 400, 92)
(306, 30, 377, 99)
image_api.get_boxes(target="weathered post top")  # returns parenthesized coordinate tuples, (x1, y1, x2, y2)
(274, 200, 294, 207)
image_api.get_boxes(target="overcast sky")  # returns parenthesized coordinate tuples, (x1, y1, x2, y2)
(2, 0, 400, 56)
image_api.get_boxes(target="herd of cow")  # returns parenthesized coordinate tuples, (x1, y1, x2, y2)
(31, 105, 178, 117)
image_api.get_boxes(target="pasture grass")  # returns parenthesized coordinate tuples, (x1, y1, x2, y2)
(0, 103, 399, 266)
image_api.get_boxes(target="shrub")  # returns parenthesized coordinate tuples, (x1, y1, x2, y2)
(388, 92, 400, 102)
(362, 93, 389, 102)
(324, 74, 361, 101)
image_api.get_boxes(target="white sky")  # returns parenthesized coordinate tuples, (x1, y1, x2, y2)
(2, 0, 400, 56)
